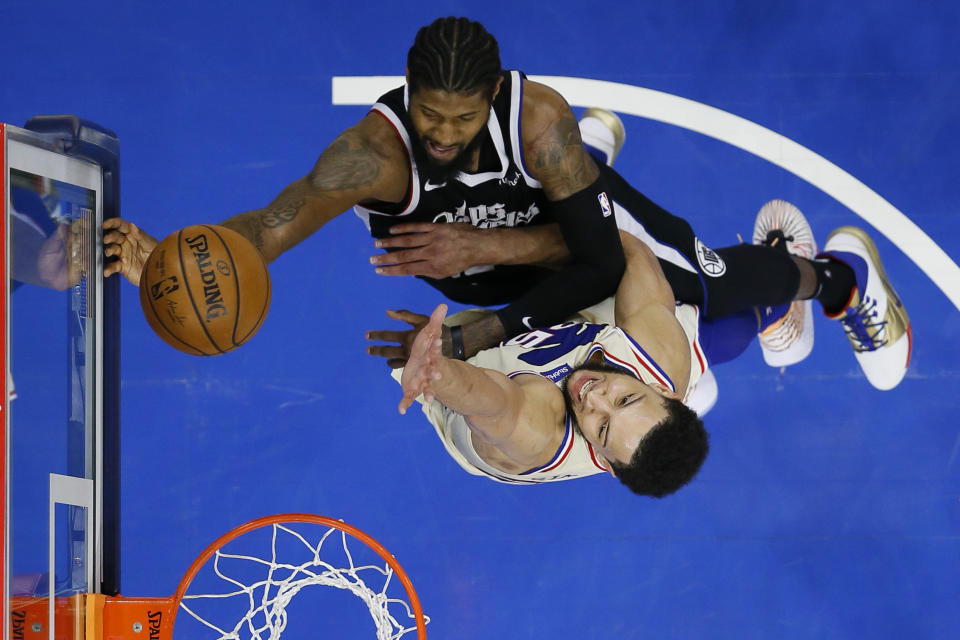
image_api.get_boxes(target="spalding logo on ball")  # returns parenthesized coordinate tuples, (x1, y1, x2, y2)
(139, 225, 271, 355)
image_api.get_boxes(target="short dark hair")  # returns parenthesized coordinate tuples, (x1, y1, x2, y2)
(611, 397, 708, 498)
(407, 17, 502, 100)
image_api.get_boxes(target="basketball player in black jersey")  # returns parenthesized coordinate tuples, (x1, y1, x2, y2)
(104, 16, 910, 390)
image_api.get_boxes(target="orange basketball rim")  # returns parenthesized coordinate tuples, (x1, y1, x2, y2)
(11, 514, 428, 640)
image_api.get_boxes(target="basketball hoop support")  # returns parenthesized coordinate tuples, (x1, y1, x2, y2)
(41, 514, 428, 640)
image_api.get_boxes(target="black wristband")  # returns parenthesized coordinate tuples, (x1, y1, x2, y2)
(449, 325, 466, 360)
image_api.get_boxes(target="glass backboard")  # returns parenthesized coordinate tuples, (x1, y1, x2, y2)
(2, 120, 120, 640)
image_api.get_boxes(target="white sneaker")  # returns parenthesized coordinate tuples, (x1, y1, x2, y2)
(752, 200, 818, 367)
(820, 226, 912, 390)
(579, 108, 625, 166)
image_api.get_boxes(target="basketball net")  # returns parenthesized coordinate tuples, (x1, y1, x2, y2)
(175, 515, 428, 639)
(28, 514, 430, 640)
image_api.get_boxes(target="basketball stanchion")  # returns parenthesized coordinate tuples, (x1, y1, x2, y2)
(13, 514, 429, 639)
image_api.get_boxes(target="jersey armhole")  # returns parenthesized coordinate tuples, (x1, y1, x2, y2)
(368, 104, 418, 214)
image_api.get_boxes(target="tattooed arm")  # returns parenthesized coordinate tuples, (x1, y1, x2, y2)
(220, 114, 409, 262)
(104, 112, 409, 283)
(451, 80, 625, 356)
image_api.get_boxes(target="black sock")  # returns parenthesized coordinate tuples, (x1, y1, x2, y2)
(809, 257, 856, 315)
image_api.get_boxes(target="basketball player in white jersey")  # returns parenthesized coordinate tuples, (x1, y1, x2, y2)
(396, 209, 914, 495)
(397, 233, 708, 496)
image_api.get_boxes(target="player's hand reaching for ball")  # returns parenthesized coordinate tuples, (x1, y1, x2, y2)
(103, 218, 158, 285)
(397, 304, 448, 415)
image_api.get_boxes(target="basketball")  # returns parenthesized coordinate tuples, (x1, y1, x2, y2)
(139, 224, 272, 355)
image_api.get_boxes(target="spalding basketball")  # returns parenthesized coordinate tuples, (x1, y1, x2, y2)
(139, 225, 271, 355)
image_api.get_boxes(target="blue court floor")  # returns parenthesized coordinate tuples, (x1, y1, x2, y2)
(4, 1, 959, 638)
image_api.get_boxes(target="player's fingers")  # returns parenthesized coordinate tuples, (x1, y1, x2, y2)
(102, 230, 128, 246)
(365, 330, 408, 343)
(386, 357, 407, 369)
(373, 263, 432, 277)
(373, 234, 428, 249)
(428, 304, 448, 327)
(370, 247, 428, 266)
(101, 218, 128, 232)
(387, 222, 440, 235)
(385, 309, 428, 325)
(366, 344, 407, 359)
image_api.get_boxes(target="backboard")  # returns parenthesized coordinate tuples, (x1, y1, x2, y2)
(2, 118, 120, 640)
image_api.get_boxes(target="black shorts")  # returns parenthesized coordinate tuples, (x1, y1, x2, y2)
(600, 164, 800, 319)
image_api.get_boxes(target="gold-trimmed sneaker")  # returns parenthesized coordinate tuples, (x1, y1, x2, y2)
(579, 108, 626, 166)
(820, 226, 912, 390)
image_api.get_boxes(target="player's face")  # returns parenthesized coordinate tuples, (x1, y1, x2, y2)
(563, 364, 677, 469)
(408, 87, 492, 167)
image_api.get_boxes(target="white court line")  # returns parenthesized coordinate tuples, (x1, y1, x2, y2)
(331, 75, 960, 312)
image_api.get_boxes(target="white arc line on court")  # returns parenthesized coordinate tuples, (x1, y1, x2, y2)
(332, 75, 960, 312)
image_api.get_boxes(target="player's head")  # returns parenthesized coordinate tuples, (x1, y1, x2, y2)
(562, 360, 709, 498)
(405, 17, 503, 181)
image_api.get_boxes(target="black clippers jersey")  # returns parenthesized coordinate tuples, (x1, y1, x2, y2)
(353, 70, 557, 306)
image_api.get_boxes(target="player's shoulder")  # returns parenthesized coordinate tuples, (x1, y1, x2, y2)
(519, 78, 577, 146)
(519, 78, 572, 128)
(340, 111, 407, 162)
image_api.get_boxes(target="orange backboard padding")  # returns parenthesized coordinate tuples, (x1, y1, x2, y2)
(9, 594, 175, 640)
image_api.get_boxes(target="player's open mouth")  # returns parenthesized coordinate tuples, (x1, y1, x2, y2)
(571, 374, 600, 408)
(425, 139, 458, 160)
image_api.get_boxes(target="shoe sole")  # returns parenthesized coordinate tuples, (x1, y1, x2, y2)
(754, 200, 817, 367)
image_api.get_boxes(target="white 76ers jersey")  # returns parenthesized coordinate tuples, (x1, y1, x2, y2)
(416, 304, 706, 484)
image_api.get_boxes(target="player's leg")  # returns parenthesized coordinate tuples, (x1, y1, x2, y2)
(599, 162, 804, 315)
(579, 108, 625, 166)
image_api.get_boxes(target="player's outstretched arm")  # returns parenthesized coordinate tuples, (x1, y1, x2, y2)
(397, 304, 562, 467)
(103, 111, 408, 286)
(220, 114, 408, 262)
(398, 304, 523, 438)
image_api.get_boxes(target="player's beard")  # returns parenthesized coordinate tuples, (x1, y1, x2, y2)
(561, 361, 638, 435)
(409, 124, 488, 185)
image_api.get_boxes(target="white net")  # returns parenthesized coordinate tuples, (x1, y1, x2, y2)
(176, 521, 427, 640)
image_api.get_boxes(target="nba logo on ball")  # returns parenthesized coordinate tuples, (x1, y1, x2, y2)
(597, 191, 612, 217)
(139, 225, 272, 355)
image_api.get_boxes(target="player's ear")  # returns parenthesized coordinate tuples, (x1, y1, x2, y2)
(597, 455, 616, 478)
(405, 66, 410, 85)
(649, 382, 681, 402)
(490, 75, 504, 102)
